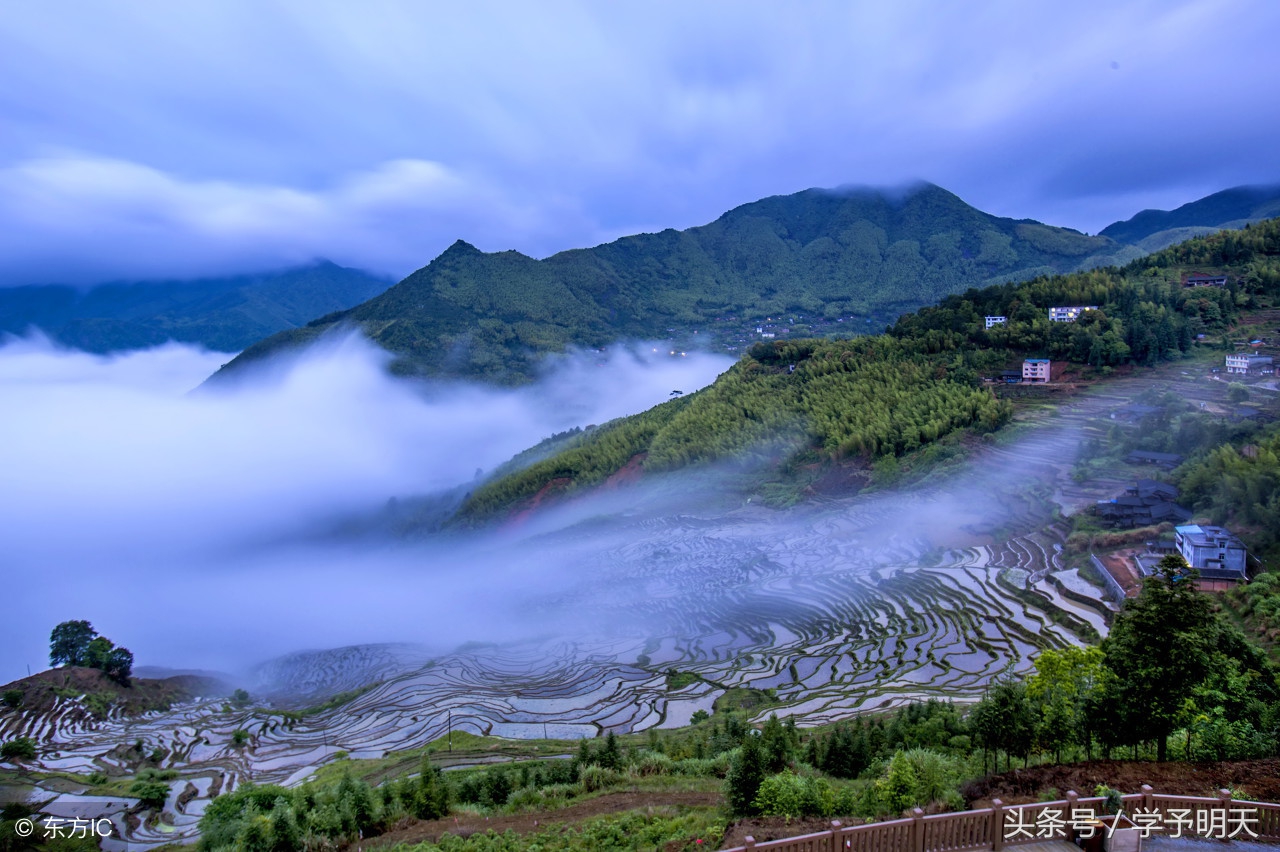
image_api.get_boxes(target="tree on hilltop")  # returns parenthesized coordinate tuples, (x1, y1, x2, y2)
(49, 620, 97, 668)
(48, 620, 133, 685)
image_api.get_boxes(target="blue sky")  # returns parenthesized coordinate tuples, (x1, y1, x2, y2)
(1, 0, 1277, 286)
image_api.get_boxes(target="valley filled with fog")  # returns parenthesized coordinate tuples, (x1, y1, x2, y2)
(0, 334, 735, 681)
(0, 332, 1127, 848)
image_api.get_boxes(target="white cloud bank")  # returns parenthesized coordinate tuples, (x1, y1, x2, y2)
(0, 155, 583, 284)
(0, 335, 732, 681)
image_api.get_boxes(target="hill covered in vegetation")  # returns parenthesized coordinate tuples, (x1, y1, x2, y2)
(457, 219, 1280, 523)
(0, 261, 391, 352)
(1100, 184, 1280, 251)
(211, 183, 1129, 384)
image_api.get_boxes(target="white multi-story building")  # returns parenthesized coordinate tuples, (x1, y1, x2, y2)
(1226, 353, 1274, 374)
(984, 316, 1007, 329)
(1022, 358, 1050, 383)
(1048, 306, 1099, 322)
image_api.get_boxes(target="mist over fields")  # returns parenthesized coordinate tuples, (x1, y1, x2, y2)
(0, 333, 733, 682)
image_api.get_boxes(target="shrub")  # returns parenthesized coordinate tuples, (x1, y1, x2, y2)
(1, 690, 22, 709)
(632, 750, 674, 776)
(131, 779, 170, 809)
(1, 738, 37, 761)
(579, 764, 622, 793)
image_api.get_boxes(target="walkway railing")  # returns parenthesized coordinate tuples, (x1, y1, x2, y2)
(724, 785, 1280, 851)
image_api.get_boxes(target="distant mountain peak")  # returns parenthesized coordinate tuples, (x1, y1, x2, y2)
(1100, 183, 1280, 246)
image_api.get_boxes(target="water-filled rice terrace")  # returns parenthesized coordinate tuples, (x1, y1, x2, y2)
(4, 379, 1150, 848)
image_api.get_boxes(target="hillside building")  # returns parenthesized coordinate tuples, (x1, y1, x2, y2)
(1184, 274, 1228, 287)
(1174, 524, 1248, 580)
(1226, 353, 1274, 375)
(1022, 358, 1050, 383)
(984, 315, 1007, 329)
(1049, 306, 1099, 322)
(1095, 480, 1192, 528)
(1125, 450, 1184, 469)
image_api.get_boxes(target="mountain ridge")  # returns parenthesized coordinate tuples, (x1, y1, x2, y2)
(211, 182, 1131, 384)
(0, 260, 393, 353)
(1100, 184, 1280, 247)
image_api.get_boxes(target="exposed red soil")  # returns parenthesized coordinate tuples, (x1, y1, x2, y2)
(361, 790, 722, 849)
(963, 758, 1280, 807)
(505, 477, 574, 528)
(599, 453, 647, 491)
(1099, 551, 1141, 597)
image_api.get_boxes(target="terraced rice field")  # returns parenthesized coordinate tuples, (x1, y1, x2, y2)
(5, 372, 1186, 849)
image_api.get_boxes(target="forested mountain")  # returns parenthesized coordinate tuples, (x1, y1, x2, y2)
(0, 261, 392, 353)
(458, 219, 1280, 523)
(211, 183, 1125, 384)
(1100, 184, 1280, 251)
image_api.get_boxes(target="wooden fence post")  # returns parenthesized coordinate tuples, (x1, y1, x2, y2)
(992, 799, 1005, 852)
(827, 819, 842, 852)
(1219, 788, 1233, 844)
(744, 836, 755, 849)
(912, 807, 926, 852)
(1141, 784, 1153, 813)
(1066, 790, 1079, 842)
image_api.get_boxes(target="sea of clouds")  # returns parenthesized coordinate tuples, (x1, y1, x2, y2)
(0, 333, 733, 682)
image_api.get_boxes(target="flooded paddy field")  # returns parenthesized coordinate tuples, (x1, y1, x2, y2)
(4, 370, 1216, 848)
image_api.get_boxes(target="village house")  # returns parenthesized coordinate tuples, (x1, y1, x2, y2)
(1174, 524, 1249, 581)
(1226, 353, 1274, 375)
(1022, 358, 1050, 383)
(984, 315, 1007, 329)
(1048, 305, 1099, 322)
(1183, 273, 1228, 287)
(1095, 479, 1192, 528)
(1124, 450, 1184, 469)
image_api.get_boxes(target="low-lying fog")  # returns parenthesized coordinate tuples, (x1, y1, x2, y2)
(0, 333, 734, 683)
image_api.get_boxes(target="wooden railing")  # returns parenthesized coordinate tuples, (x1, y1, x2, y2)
(724, 785, 1280, 851)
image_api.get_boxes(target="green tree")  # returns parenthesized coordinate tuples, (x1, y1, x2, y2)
(725, 733, 768, 817)
(1027, 646, 1104, 762)
(49, 620, 97, 668)
(267, 797, 301, 852)
(1227, 382, 1250, 403)
(877, 751, 920, 815)
(102, 645, 133, 686)
(970, 677, 1034, 771)
(1102, 554, 1217, 761)
(413, 759, 450, 820)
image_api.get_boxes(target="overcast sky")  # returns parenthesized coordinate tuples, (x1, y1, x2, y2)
(1, 0, 1278, 286)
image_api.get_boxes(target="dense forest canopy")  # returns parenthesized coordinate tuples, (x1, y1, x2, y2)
(458, 218, 1280, 523)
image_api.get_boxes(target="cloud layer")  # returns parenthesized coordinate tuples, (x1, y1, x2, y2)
(1, 1, 1278, 284)
(0, 335, 732, 681)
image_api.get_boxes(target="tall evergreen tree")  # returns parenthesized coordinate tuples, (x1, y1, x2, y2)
(1102, 555, 1217, 762)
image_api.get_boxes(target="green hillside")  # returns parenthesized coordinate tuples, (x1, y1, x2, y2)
(1100, 184, 1280, 248)
(0, 261, 392, 353)
(211, 183, 1123, 384)
(458, 219, 1280, 523)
